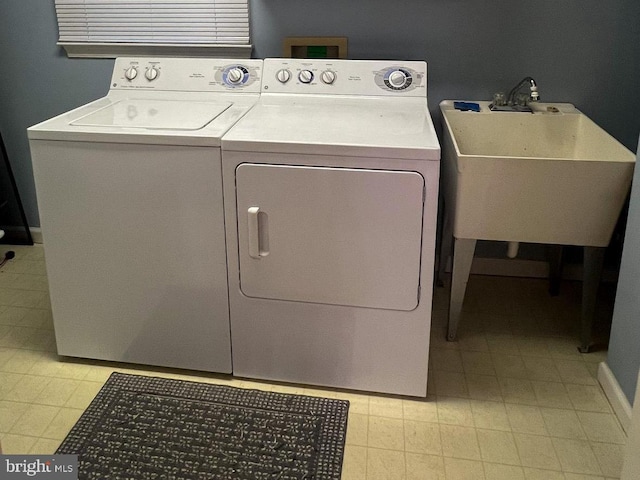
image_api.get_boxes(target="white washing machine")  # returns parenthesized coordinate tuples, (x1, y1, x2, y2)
(28, 57, 262, 373)
(222, 59, 440, 396)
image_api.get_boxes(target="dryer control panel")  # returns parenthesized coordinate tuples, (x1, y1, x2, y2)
(262, 58, 427, 97)
(111, 57, 263, 92)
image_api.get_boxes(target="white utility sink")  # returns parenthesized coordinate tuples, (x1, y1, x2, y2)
(440, 100, 635, 246)
(439, 100, 636, 351)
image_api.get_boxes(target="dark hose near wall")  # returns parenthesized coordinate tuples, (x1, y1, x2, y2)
(0, 250, 15, 269)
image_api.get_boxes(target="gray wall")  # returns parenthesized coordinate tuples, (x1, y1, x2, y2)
(1, 0, 639, 228)
(608, 136, 640, 404)
(251, 0, 640, 148)
(0, 1, 113, 228)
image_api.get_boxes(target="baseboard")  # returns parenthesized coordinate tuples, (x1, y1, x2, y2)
(470, 257, 549, 278)
(598, 361, 632, 433)
(0, 226, 42, 245)
(30, 227, 43, 244)
(439, 256, 619, 282)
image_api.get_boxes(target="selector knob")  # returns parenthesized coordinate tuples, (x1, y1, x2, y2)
(227, 67, 245, 85)
(124, 66, 138, 81)
(388, 70, 409, 89)
(321, 70, 336, 85)
(145, 66, 159, 81)
(298, 70, 314, 84)
(276, 69, 291, 83)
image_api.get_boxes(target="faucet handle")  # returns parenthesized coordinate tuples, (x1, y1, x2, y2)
(515, 93, 530, 106)
(492, 92, 506, 106)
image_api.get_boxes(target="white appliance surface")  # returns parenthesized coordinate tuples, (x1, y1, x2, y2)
(29, 57, 262, 146)
(224, 59, 439, 159)
(71, 99, 232, 130)
(236, 164, 425, 310)
(222, 58, 440, 396)
(28, 57, 263, 373)
(222, 96, 439, 158)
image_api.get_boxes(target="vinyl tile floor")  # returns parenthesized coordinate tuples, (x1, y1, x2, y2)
(0, 245, 626, 479)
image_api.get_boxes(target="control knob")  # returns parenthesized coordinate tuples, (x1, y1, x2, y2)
(145, 66, 159, 81)
(298, 69, 314, 84)
(124, 66, 138, 81)
(321, 70, 336, 85)
(276, 69, 291, 83)
(387, 69, 411, 89)
(227, 67, 245, 85)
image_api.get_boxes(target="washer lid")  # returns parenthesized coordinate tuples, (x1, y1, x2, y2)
(70, 99, 232, 130)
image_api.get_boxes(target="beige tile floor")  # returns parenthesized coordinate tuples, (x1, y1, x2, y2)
(0, 245, 626, 479)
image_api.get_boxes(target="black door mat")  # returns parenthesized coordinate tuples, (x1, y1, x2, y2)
(56, 373, 349, 479)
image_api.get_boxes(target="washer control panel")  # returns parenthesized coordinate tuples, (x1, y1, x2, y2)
(263, 59, 427, 97)
(111, 58, 263, 92)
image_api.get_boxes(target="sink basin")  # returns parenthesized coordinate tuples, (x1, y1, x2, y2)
(440, 100, 636, 349)
(440, 100, 635, 246)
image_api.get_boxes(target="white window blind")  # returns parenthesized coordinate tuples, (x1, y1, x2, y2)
(54, 0, 251, 58)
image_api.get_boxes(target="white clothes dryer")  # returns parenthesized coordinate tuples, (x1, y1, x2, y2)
(28, 57, 262, 373)
(222, 59, 440, 396)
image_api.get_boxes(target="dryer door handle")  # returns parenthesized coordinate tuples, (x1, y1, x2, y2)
(248, 206, 270, 259)
(248, 207, 261, 258)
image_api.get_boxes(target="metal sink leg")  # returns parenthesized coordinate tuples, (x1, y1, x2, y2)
(447, 237, 477, 341)
(437, 207, 453, 287)
(547, 245, 564, 296)
(580, 246, 606, 353)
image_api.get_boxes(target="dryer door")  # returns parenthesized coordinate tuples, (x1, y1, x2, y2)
(235, 164, 425, 311)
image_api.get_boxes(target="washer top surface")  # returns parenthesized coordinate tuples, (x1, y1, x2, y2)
(70, 99, 232, 131)
(28, 57, 263, 147)
(222, 95, 439, 160)
(222, 58, 440, 160)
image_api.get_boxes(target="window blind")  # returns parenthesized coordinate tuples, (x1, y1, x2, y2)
(54, 0, 250, 57)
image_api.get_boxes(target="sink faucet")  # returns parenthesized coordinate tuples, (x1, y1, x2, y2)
(507, 76, 539, 106)
(490, 76, 540, 112)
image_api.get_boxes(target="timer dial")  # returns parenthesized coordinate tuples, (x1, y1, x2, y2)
(384, 69, 413, 90)
(223, 65, 249, 86)
(227, 67, 245, 85)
